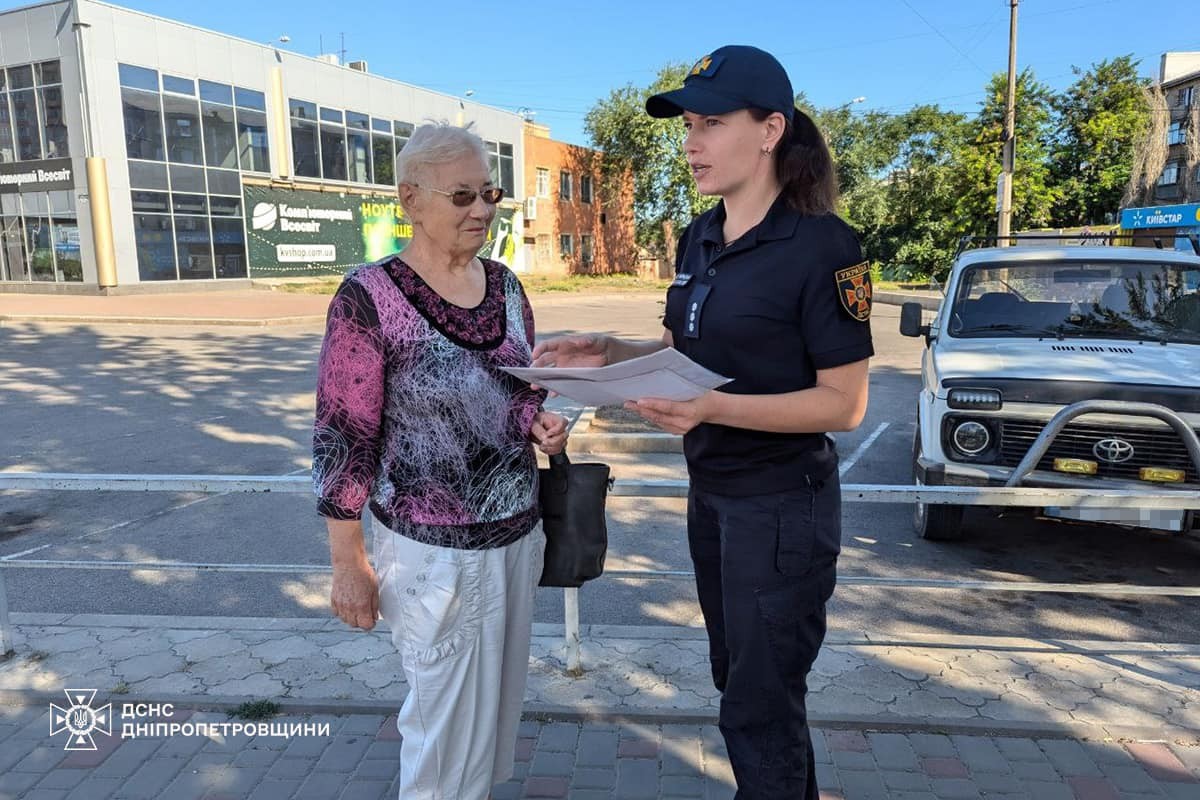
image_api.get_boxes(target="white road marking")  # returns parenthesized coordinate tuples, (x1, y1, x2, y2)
(839, 422, 890, 477)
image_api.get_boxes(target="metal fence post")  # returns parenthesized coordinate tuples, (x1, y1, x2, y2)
(563, 587, 581, 675)
(0, 568, 14, 657)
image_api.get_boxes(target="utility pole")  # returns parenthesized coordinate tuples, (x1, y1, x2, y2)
(997, 0, 1019, 245)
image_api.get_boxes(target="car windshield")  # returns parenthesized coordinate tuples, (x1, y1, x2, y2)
(947, 258, 1200, 344)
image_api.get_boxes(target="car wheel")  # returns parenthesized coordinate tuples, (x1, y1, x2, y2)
(912, 429, 965, 541)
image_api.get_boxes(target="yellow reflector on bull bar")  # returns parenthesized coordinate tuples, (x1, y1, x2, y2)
(1052, 458, 1098, 475)
(1139, 467, 1186, 483)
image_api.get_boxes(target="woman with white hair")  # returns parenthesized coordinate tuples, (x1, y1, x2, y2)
(313, 122, 567, 799)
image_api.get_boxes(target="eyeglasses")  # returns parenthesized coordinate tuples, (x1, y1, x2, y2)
(417, 185, 505, 207)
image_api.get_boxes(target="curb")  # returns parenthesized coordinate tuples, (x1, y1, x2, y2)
(567, 407, 683, 455)
(0, 314, 327, 327)
(875, 290, 942, 311)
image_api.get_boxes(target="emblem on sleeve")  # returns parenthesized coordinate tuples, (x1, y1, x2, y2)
(835, 261, 872, 322)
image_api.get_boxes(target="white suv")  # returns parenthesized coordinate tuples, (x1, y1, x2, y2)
(900, 242, 1200, 540)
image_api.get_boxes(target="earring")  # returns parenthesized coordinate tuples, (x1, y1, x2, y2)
(761, 147, 772, 156)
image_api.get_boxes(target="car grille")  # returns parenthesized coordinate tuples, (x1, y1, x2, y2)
(997, 419, 1200, 482)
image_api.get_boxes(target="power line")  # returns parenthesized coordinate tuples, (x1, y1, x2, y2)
(898, 0, 991, 77)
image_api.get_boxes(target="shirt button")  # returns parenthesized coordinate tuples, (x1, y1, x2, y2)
(416, 574, 427, 582)
(406, 588, 417, 596)
(706, 268, 716, 277)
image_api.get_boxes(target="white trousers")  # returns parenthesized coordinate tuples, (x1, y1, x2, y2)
(374, 515, 544, 800)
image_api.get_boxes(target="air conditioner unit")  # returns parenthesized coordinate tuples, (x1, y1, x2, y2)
(348, 61, 368, 73)
(524, 196, 537, 220)
(316, 54, 340, 66)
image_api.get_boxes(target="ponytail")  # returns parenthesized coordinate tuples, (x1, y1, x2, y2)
(750, 107, 839, 216)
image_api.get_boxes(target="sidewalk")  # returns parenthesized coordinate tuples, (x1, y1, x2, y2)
(2, 612, 1199, 798)
(0, 285, 940, 327)
(0, 289, 333, 326)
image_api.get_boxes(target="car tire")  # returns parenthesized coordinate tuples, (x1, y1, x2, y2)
(912, 429, 965, 541)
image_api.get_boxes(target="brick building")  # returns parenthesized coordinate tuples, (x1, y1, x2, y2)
(521, 122, 636, 275)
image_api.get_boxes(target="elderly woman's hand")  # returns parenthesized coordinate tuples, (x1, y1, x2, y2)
(327, 520, 380, 631)
(530, 410, 569, 455)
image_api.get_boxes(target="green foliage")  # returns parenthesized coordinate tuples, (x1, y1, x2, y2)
(1049, 56, 1151, 226)
(585, 55, 1152, 280)
(585, 63, 716, 255)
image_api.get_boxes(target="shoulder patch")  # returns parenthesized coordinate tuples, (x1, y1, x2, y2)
(835, 261, 872, 322)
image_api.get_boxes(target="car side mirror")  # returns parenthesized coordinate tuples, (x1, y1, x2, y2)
(899, 302, 930, 340)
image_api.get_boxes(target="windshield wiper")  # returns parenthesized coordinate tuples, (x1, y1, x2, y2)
(957, 322, 1062, 338)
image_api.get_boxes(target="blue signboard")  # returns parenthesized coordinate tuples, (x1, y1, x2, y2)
(1119, 202, 1200, 229)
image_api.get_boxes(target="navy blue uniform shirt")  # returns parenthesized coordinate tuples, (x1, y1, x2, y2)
(663, 194, 874, 496)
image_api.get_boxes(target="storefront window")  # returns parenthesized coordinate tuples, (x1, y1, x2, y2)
(1, 213, 27, 281)
(134, 213, 176, 281)
(174, 215, 213, 279)
(211, 217, 247, 278)
(372, 118, 393, 186)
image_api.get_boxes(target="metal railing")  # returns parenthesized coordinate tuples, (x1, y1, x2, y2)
(1, 473, 1197, 669)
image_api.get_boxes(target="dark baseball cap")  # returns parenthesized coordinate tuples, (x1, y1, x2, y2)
(646, 45, 795, 121)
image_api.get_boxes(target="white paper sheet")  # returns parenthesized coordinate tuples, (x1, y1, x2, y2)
(502, 347, 731, 406)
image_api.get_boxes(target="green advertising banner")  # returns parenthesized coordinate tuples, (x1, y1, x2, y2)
(244, 184, 518, 278)
(244, 185, 413, 277)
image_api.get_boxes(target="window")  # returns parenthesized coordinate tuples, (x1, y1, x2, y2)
(483, 140, 515, 197)
(580, 174, 593, 204)
(10, 86, 41, 160)
(394, 121, 414, 155)
(580, 233, 594, 265)
(235, 90, 269, 173)
(161, 93, 202, 164)
(372, 118, 394, 186)
(536, 167, 550, 198)
(559, 233, 573, 257)
(39, 85, 67, 158)
(202, 101, 238, 169)
(122, 86, 164, 161)
(346, 112, 370, 184)
(174, 213, 213, 280)
(559, 170, 572, 200)
(133, 213, 176, 281)
(1158, 163, 1180, 185)
(1179, 86, 1195, 108)
(1168, 121, 1186, 146)
(319, 108, 348, 181)
(290, 99, 319, 178)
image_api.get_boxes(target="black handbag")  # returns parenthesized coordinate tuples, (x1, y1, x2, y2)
(537, 452, 612, 587)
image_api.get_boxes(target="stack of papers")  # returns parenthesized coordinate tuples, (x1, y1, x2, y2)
(503, 347, 731, 406)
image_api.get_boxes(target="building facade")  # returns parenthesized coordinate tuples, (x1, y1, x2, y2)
(0, 0, 528, 292)
(1120, 52, 1200, 249)
(521, 122, 636, 275)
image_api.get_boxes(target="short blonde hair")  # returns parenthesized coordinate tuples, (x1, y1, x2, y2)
(394, 122, 488, 187)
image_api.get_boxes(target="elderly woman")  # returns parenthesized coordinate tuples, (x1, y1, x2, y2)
(313, 122, 567, 800)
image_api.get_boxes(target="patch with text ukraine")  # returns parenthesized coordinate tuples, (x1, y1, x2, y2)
(836, 261, 872, 322)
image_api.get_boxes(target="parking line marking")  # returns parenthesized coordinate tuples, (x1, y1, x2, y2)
(840, 422, 890, 478)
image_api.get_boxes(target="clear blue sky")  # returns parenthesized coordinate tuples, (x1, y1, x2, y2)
(24, 0, 1200, 145)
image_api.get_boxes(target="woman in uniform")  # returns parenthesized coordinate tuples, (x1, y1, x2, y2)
(532, 45, 872, 799)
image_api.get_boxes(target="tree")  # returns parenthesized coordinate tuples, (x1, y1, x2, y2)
(953, 69, 1057, 237)
(585, 64, 715, 255)
(1050, 56, 1151, 226)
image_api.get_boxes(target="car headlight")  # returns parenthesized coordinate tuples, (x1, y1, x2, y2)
(952, 420, 991, 455)
(947, 388, 1002, 410)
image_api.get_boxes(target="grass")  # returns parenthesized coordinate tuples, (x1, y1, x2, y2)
(228, 699, 281, 720)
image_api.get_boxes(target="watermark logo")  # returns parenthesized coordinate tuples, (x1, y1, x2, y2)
(49, 690, 112, 751)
